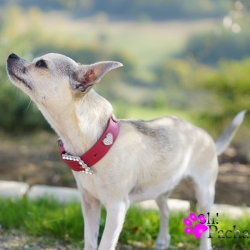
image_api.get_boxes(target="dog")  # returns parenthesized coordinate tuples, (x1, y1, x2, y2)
(6, 52, 245, 250)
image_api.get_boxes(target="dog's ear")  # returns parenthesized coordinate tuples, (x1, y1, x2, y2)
(71, 61, 123, 92)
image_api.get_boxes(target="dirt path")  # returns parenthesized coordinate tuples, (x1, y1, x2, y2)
(0, 230, 82, 250)
(0, 230, 146, 250)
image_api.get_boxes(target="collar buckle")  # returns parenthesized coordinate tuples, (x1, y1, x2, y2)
(57, 138, 63, 148)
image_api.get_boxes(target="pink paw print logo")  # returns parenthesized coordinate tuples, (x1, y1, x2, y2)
(183, 212, 208, 239)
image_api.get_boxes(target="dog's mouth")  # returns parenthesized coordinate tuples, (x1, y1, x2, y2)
(8, 70, 33, 91)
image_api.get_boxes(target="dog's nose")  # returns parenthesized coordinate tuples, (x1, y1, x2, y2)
(8, 53, 20, 60)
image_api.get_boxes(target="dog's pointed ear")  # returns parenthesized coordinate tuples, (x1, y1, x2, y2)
(71, 61, 123, 92)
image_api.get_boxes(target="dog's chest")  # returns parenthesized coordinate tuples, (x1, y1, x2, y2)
(73, 172, 100, 199)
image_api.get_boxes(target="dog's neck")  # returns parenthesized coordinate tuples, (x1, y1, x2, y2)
(38, 90, 113, 156)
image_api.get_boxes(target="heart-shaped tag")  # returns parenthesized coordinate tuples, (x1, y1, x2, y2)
(103, 133, 113, 146)
(193, 224, 208, 239)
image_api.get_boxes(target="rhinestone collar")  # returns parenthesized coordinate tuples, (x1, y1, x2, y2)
(58, 116, 120, 174)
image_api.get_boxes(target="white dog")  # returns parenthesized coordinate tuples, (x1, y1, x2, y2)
(6, 53, 245, 250)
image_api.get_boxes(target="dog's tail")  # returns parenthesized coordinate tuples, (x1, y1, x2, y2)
(215, 110, 246, 156)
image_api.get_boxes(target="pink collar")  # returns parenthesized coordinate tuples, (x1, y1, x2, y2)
(58, 116, 120, 174)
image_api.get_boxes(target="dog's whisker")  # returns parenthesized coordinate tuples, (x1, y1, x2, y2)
(23, 98, 32, 113)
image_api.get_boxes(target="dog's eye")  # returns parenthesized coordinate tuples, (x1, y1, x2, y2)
(35, 60, 47, 68)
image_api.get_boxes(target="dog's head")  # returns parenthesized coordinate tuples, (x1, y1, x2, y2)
(6, 53, 122, 106)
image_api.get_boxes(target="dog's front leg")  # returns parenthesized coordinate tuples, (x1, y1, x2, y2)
(80, 188, 101, 250)
(98, 201, 129, 250)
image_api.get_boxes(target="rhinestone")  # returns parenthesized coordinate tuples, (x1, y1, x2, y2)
(103, 133, 113, 146)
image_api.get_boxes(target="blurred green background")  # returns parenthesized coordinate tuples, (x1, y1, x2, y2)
(0, 0, 250, 140)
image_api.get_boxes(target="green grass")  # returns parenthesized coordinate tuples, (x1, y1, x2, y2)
(0, 197, 250, 249)
(112, 102, 194, 122)
(37, 11, 217, 68)
(81, 21, 215, 68)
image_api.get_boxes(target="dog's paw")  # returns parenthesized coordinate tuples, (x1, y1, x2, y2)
(155, 234, 170, 250)
(155, 243, 167, 250)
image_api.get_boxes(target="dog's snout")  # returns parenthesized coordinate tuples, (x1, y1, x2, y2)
(8, 53, 19, 60)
